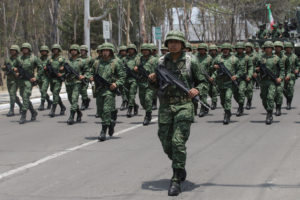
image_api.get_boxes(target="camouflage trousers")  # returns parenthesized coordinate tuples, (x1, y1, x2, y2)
(38, 76, 50, 101)
(7, 78, 20, 106)
(79, 83, 89, 101)
(208, 84, 218, 104)
(96, 93, 116, 125)
(121, 81, 129, 103)
(127, 80, 137, 107)
(260, 80, 276, 111)
(245, 80, 254, 101)
(219, 87, 233, 111)
(66, 83, 80, 112)
(19, 80, 33, 112)
(157, 102, 193, 178)
(138, 86, 153, 113)
(49, 79, 63, 105)
(284, 79, 295, 101)
(274, 81, 284, 106)
(233, 80, 246, 106)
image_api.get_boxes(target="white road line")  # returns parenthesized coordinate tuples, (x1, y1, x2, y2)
(0, 117, 158, 181)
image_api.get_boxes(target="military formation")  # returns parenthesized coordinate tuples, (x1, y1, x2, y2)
(1, 27, 300, 196)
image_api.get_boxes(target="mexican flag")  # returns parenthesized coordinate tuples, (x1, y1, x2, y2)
(266, 4, 275, 29)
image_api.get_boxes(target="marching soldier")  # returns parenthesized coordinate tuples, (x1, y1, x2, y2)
(118, 45, 129, 111)
(208, 44, 219, 110)
(92, 45, 103, 118)
(1, 45, 23, 117)
(160, 45, 169, 56)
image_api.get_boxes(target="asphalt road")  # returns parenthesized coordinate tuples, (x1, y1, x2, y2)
(1, 83, 300, 200)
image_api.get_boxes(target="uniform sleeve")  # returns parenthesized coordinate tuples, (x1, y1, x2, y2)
(34, 56, 43, 77)
(191, 58, 203, 92)
(235, 57, 245, 79)
(278, 57, 285, 79)
(115, 59, 126, 87)
(81, 59, 91, 79)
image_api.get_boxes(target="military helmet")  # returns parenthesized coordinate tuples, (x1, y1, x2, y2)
(185, 42, 192, 50)
(80, 45, 89, 52)
(51, 44, 62, 52)
(192, 46, 197, 50)
(161, 45, 168, 50)
(118, 45, 127, 52)
(263, 41, 274, 49)
(127, 44, 137, 52)
(235, 42, 245, 49)
(209, 44, 218, 51)
(254, 42, 260, 48)
(10, 45, 20, 53)
(21, 43, 32, 52)
(150, 43, 158, 51)
(221, 43, 232, 50)
(69, 44, 80, 53)
(96, 45, 102, 52)
(40, 45, 50, 52)
(140, 43, 152, 51)
(245, 42, 254, 49)
(164, 30, 186, 48)
(100, 43, 115, 53)
(284, 42, 294, 48)
(197, 43, 208, 50)
(274, 41, 284, 48)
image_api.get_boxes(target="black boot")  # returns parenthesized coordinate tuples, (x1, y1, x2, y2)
(108, 121, 116, 137)
(80, 99, 86, 110)
(266, 110, 273, 125)
(85, 98, 91, 109)
(168, 181, 181, 196)
(143, 112, 152, 126)
(38, 100, 45, 111)
(223, 110, 231, 125)
(236, 104, 244, 117)
(98, 125, 108, 141)
(59, 99, 66, 115)
(19, 110, 27, 124)
(286, 99, 292, 110)
(194, 103, 198, 116)
(246, 99, 252, 110)
(134, 104, 139, 115)
(16, 97, 23, 114)
(29, 103, 38, 121)
(120, 100, 127, 111)
(275, 104, 281, 116)
(76, 108, 82, 122)
(67, 111, 75, 125)
(152, 98, 157, 110)
(211, 102, 217, 110)
(49, 104, 57, 117)
(95, 113, 100, 118)
(7, 103, 15, 117)
(46, 95, 52, 110)
(198, 106, 206, 118)
(127, 107, 133, 118)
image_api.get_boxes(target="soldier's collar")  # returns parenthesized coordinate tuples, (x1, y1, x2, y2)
(165, 51, 186, 62)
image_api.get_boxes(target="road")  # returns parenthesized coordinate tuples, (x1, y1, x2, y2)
(0, 83, 300, 200)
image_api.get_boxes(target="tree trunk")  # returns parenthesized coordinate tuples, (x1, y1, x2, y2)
(126, 0, 131, 45)
(139, 0, 147, 43)
(52, 0, 59, 44)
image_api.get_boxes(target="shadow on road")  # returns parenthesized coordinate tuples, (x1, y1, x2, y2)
(142, 179, 200, 192)
(206, 120, 238, 124)
(200, 182, 300, 189)
(250, 120, 279, 124)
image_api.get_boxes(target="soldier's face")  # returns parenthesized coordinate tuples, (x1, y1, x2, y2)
(128, 49, 135, 55)
(102, 49, 111, 58)
(70, 50, 78, 56)
(161, 50, 168, 55)
(10, 50, 17, 56)
(237, 48, 244, 54)
(264, 48, 273, 54)
(40, 50, 48, 56)
(285, 47, 292, 54)
(52, 49, 59, 55)
(141, 49, 151, 56)
(245, 47, 252, 53)
(22, 48, 29, 54)
(222, 49, 230, 55)
(198, 49, 206, 55)
(120, 50, 127, 56)
(209, 50, 217, 56)
(80, 50, 87, 56)
(168, 40, 183, 53)
(275, 46, 282, 53)
(152, 50, 157, 55)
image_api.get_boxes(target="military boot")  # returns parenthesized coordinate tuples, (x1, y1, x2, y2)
(198, 106, 206, 118)
(127, 107, 133, 118)
(46, 95, 52, 109)
(134, 104, 139, 115)
(246, 99, 252, 110)
(143, 112, 152, 126)
(194, 103, 198, 116)
(236, 104, 244, 117)
(152, 98, 157, 110)
(98, 125, 108, 141)
(80, 99, 86, 110)
(16, 97, 23, 114)
(266, 110, 273, 125)
(76, 108, 82, 122)
(108, 121, 116, 137)
(38, 100, 45, 111)
(67, 111, 75, 125)
(7, 103, 15, 117)
(120, 100, 127, 111)
(85, 98, 91, 109)
(275, 104, 281, 116)
(223, 110, 231, 125)
(29, 103, 38, 121)
(286, 99, 292, 110)
(58, 99, 66, 115)
(49, 104, 57, 117)
(19, 110, 27, 124)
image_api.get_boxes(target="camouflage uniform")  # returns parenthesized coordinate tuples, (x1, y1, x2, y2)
(2, 45, 23, 116)
(93, 45, 103, 118)
(284, 42, 300, 109)
(91, 43, 125, 141)
(150, 43, 159, 110)
(208, 44, 219, 109)
(118, 45, 128, 110)
(37, 45, 52, 111)
(259, 41, 284, 124)
(256, 24, 268, 39)
(270, 25, 281, 39)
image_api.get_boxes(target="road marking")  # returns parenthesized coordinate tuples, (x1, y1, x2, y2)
(0, 118, 158, 181)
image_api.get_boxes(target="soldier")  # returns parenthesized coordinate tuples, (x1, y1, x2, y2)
(63, 44, 90, 125)
(274, 41, 289, 116)
(257, 41, 284, 124)
(79, 45, 94, 110)
(48, 44, 66, 118)
(278, 22, 285, 37)
(208, 44, 219, 110)
(150, 43, 159, 58)
(185, 42, 192, 52)
(37, 45, 53, 111)
(150, 43, 159, 110)
(118, 45, 129, 111)
(233, 42, 253, 116)
(92, 45, 103, 118)
(270, 24, 281, 39)
(15, 43, 41, 124)
(134, 44, 157, 125)
(196, 43, 212, 117)
(148, 30, 204, 196)
(90, 43, 125, 141)
(256, 24, 268, 39)
(245, 42, 259, 110)
(1, 45, 23, 117)
(160, 45, 169, 56)
(213, 43, 242, 124)
(192, 45, 198, 55)
(124, 44, 139, 118)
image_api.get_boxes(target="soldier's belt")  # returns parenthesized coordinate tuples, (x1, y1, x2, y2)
(160, 96, 191, 104)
